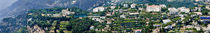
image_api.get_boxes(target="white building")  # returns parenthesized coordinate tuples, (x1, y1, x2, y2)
(129, 12, 139, 15)
(193, 7, 201, 11)
(62, 9, 70, 16)
(61, 9, 75, 16)
(92, 18, 104, 23)
(27, 18, 32, 22)
(163, 19, 171, 24)
(194, 12, 202, 15)
(90, 26, 95, 30)
(100, 16, 106, 19)
(159, 4, 167, 8)
(194, 25, 201, 30)
(93, 7, 105, 12)
(71, 0, 77, 4)
(131, 3, 137, 8)
(106, 13, 112, 16)
(178, 7, 190, 13)
(123, 4, 129, 7)
(164, 25, 172, 29)
(120, 15, 126, 18)
(110, 6, 116, 9)
(185, 25, 194, 28)
(168, 8, 179, 14)
(146, 5, 161, 12)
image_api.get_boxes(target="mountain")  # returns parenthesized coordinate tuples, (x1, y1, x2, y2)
(0, 0, 110, 20)
(0, 0, 110, 33)
(0, 0, 201, 33)
(0, 0, 17, 10)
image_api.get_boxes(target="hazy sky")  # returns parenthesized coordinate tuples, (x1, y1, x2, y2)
(0, 0, 18, 10)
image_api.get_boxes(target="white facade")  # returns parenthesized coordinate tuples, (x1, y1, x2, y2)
(131, 4, 136, 8)
(194, 12, 202, 15)
(123, 4, 129, 7)
(93, 7, 105, 12)
(100, 16, 106, 19)
(92, 18, 104, 23)
(168, 8, 179, 14)
(163, 19, 171, 24)
(90, 26, 95, 30)
(120, 15, 126, 18)
(159, 4, 167, 8)
(61, 9, 75, 16)
(146, 5, 161, 12)
(27, 18, 32, 21)
(71, 0, 77, 4)
(106, 13, 112, 16)
(178, 7, 190, 13)
(185, 25, 194, 28)
(129, 12, 139, 15)
(110, 6, 116, 9)
(62, 9, 70, 16)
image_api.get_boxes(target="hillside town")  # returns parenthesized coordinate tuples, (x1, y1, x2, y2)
(88, 3, 210, 33)
(2, 0, 208, 33)
(22, 2, 210, 33)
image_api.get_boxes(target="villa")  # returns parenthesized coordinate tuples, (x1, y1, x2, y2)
(168, 7, 179, 14)
(93, 7, 105, 12)
(178, 7, 190, 13)
(146, 5, 161, 12)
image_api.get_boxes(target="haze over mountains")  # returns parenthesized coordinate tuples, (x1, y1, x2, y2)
(0, 0, 17, 10)
(0, 0, 17, 20)
(0, 0, 109, 21)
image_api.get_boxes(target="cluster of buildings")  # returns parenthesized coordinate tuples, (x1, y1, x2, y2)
(30, 8, 75, 17)
(168, 7, 190, 14)
(26, 2, 210, 33)
(27, 25, 45, 33)
(90, 2, 210, 33)
(32, 3, 208, 33)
